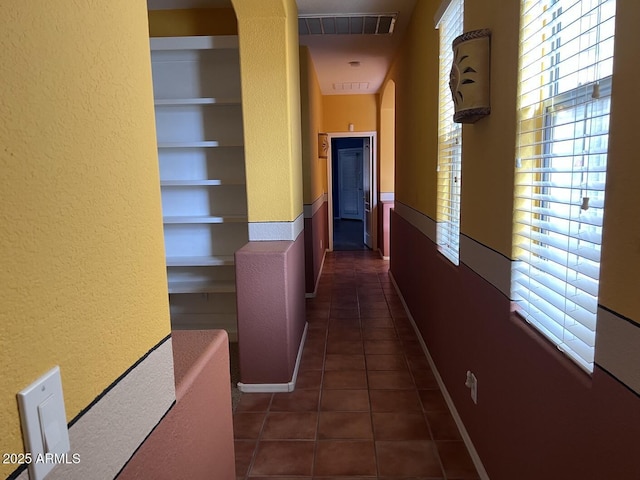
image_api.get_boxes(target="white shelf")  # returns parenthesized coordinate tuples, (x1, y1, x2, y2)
(168, 280, 236, 294)
(160, 180, 245, 186)
(150, 35, 239, 51)
(154, 97, 241, 106)
(166, 255, 235, 267)
(163, 215, 248, 224)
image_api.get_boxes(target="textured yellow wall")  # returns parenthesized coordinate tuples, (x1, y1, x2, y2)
(379, 80, 396, 194)
(0, 1, 170, 474)
(148, 8, 237, 36)
(232, 0, 303, 222)
(384, 1, 439, 218)
(598, 0, 640, 323)
(300, 47, 326, 203)
(323, 95, 378, 133)
(460, 0, 520, 257)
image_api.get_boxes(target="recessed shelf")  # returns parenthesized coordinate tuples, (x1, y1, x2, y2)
(163, 215, 248, 224)
(166, 255, 235, 267)
(168, 280, 236, 294)
(155, 97, 241, 106)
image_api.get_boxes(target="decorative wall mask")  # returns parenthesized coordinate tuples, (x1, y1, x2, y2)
(450, 28, 491, 123)
(318, 133, 328, 158)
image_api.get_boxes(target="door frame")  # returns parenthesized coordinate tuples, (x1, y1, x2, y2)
(326, 131, 378, 252)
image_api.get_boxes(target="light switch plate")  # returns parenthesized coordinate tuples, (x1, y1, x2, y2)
(17, 366, 70, 480)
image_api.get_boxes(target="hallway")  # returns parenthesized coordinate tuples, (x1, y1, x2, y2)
(233, 251, 480, 479)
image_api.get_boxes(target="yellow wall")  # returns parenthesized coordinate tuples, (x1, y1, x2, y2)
(460, 1, 520, 257)
(598, 0, 640, 322)
(386, 0, 640, 323)
(379, 80, 396, 194)
(148, 8, 237, 37)
(232, 0, 303, 222)
(384, 2, 439, 218)
(0, 1, 170, 475)
(300, 47, 326, 203)
(323, 95, 378, 133)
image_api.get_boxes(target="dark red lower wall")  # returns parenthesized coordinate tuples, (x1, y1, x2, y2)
(390, 211, 640, 480)
(304, 201, 328, 294)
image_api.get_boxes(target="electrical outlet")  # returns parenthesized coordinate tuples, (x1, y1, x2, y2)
(465, 370, 478, 404)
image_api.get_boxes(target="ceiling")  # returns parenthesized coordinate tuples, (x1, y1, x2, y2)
(146, 0, 417, 95)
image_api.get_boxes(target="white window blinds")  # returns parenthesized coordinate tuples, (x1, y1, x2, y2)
(512, 0, 616, 373)
(436, 0, 464, 265)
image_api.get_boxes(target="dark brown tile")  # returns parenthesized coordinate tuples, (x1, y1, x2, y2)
(233, 412, 265, 439)
(375, 441, 443, 477)
(325, 354, 366, 371)
(363, 339, 403, 354)
(271, 389, 320, 412)
(328, 317, 361, 329)
(320, 389, 370, 411)
(368, 370, 414, 389)
(359, 307, 391, 318)
(372, 412, 431, 440)
(314, 441, 377, 476)
(330, 307, 360, 318)
(303, 339, 327, 356)
(406, 355, 431, 371)
(402, 340, 426, 355)
(325, 338, 364, 355)
(369, 389, 422, 412)
(323, 370, 368, 389)
(318, 411, 373, 439)
(418, 389, 448, 412)
(436, 441, 480, 479)
(234, 440, 256, 478)
(362, 327, 398, 340)
(299, 352, 325, 371)
(327, 327, 362, 341)
(261, 412, 318, 439)
(425, 410, 463, 440)
(360, 317, 394, 328)
(366, 354, 408, 371)
(250, 440, 315, 476)
(296, 369, 323, 389)
(412, 369, 438, 389)
(235, 393, 272, 412)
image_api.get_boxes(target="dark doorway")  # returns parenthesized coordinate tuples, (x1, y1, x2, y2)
(332, 137, 367, 251)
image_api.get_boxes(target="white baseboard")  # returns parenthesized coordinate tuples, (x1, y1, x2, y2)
(389, 272, 490, 480)
(237, 322, 308, 393)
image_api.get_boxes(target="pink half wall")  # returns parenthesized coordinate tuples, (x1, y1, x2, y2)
(235, 236, 307, 386)
(118, 330, 236, 480)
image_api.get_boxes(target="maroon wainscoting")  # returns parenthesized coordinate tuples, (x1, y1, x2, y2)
(304, 201, 329, 294)
(390, 211, 640, 480)
(118, 330, 235, 480)
(235, 235, 306, 385)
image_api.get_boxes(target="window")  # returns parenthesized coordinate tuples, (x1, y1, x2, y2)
(512, 0, 616, 373)
(436, 0, 464, 265)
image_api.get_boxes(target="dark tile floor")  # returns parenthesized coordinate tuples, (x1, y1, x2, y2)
(233, 250, 480, 480)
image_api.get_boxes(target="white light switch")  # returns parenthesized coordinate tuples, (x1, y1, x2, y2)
(17, 366, 70, 480)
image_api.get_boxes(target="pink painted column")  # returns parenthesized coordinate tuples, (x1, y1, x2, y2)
(235, 236, 306, 387)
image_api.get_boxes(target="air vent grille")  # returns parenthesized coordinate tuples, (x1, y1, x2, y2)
(299, 14, 397, 35)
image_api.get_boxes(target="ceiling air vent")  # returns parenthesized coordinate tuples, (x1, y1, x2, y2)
(299, 14, 397, 35)
(333, 82, 370, 91)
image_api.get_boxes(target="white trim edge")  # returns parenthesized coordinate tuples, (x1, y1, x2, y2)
(389, 272, 490, 480)
(394, 201, 437, 244)
(248, 213, 304, 241)
(17, 338, 176, 480)
(595, 307, 640, 395)
(459, 235, 512, 299)
(380, 192, 395, 202)
(237, 322, 308, 393)
(304, 193, 327, 218)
